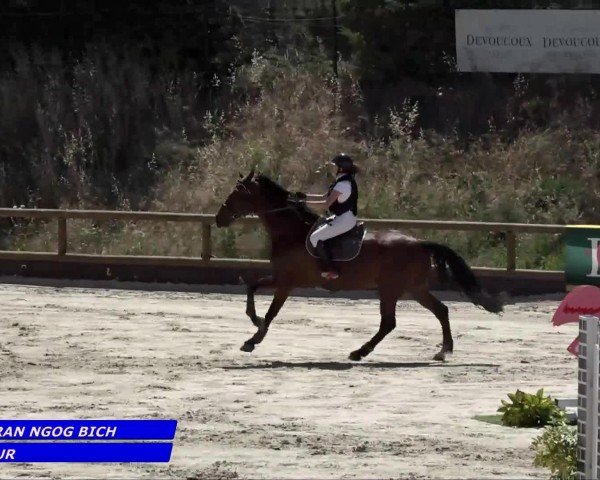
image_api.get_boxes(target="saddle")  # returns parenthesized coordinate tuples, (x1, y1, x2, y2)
(305, 218, 367, 262)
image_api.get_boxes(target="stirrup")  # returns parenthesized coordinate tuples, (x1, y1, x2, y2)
(321, 271, 339, 280)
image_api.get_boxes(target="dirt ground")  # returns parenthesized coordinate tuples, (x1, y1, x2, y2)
(0, 282, 577, 479)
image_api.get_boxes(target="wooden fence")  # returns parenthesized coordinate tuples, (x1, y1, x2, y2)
(0, 208, 566, 277)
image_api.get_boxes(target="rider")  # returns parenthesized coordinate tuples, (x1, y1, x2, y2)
(302, 153, 359, 280)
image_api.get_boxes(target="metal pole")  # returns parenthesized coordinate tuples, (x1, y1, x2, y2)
(267, 0, 277, 47)
(331, 0, 338, 78)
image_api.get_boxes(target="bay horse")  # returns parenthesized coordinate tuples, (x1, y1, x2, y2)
(215, 169, 504, 361)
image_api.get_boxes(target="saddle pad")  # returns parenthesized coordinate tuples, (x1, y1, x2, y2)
(305, 220, 367, 262)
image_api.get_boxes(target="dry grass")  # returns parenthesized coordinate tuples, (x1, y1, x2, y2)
(4, 51, 600, 269)
(0, 43, 222, 210)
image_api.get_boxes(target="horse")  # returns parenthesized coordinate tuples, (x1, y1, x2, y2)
(215, 169, 504, 361)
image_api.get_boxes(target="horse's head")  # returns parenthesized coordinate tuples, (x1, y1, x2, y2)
(215, 168, 261, 227)
(216, 169, 316, 230)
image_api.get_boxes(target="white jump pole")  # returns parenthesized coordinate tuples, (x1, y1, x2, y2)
(583, 315, 600, 480)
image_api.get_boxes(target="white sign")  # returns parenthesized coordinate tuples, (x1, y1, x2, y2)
(456, 9, 600, 73)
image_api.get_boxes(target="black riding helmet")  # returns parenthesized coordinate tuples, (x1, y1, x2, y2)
(330, 153, 355, 172)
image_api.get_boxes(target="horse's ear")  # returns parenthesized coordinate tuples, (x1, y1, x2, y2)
(243, 167, 255, 183)
(239, 172, 244, 179)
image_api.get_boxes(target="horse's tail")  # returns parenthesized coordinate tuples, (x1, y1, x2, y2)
(420, 241, 504, 314)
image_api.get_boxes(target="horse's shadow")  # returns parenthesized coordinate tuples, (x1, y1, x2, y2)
(222, 361, 499, 371)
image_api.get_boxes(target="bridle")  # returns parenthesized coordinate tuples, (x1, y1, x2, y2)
(222, 182, 310, 223)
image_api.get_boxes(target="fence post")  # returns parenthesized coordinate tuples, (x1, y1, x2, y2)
(506, 230, 516, 271)
(201, 223, 212, 261)
(57, 217, 67, 256)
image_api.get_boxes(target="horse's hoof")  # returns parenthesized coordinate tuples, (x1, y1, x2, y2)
(433, 351, 446, 361)
(240, 342, 255, 352)
(349, 350, 363, 361)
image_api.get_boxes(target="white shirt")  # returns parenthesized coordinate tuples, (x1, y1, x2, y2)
(331, 175, 356, 221)
(333, 177, 352, 203)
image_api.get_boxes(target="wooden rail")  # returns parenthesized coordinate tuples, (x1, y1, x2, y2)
(0, 208, 566, 274)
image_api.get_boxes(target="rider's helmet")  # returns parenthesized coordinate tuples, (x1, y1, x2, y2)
(330, 153, 357, 174)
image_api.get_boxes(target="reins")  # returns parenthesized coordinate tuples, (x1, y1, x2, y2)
(260, 202, 314, 226)
(229, 179, 314, 225)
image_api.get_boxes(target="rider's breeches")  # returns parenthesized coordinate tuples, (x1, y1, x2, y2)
(309, 212, 357, 247)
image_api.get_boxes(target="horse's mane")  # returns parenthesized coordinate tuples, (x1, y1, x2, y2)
(255, 174, 290, 200)
(255, 173, 318, 223)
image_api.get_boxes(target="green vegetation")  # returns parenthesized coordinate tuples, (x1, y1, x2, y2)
(1, 1, 600, 266)
(478, 392, 576, 479)
(531, 420, 578, 480)
(498, 389, 564, 428)
(473, 414, 503, 426)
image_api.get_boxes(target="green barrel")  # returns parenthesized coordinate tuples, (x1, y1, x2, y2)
(566, 225, 600, 287)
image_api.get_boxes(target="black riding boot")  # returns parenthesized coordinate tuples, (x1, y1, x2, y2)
(315, 240, 338, 279)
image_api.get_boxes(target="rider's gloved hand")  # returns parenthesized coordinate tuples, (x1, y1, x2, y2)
(294, 191, 307, 200)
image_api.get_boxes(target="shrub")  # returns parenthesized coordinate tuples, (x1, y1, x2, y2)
(497, 389, 564, 428)
(531, 420, 577, 480)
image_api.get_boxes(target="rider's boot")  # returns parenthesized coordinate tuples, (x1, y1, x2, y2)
(315, 240, 339, 280)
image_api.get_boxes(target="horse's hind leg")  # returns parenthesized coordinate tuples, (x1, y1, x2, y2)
(414, 290, 453, 361)
(349, 291, 399, 361)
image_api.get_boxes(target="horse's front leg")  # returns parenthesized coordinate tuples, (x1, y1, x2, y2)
(243, 275, 275, 327)
(241, 286, 291, 353)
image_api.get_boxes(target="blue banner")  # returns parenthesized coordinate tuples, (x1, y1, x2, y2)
(0, 420, 177, 440)
(0, 442, 173, 462)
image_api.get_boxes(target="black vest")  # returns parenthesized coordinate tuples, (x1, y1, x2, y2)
(328, 174, 358, 216)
